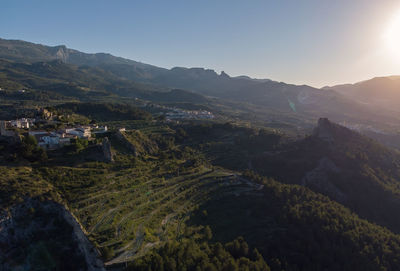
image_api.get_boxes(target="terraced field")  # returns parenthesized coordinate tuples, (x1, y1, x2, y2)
(39, 153, 262, 266)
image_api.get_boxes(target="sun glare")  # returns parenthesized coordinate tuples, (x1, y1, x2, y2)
(384, 9, 400, 59)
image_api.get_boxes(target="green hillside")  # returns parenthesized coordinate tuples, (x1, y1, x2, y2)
(2, 37, 400, 271)
(2, 113, 400, 270)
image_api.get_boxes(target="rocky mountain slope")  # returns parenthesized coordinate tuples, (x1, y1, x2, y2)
(0, 198, 104, 270)
(252, 118, 400, 232)
(326, 76, 400, 112)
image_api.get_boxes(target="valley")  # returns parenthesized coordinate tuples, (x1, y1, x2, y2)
(1, 37, 400, 271)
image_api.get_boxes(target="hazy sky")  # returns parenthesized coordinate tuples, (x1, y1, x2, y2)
(2, 0, 400, 87)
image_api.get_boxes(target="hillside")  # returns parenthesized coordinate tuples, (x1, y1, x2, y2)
(252, 118, 400, 233)
(0, 57, 210, 108)
(3, 118, 400, 270)
(2, 37, 400, 270)
(326, 76, 400, 112)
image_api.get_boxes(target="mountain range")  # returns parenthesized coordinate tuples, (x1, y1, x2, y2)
(1, 37, 400, 139)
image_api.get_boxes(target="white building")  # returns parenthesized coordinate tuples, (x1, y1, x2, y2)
(29, 131, 73, 149)
(92, 125, 108, 134)
(65, 126, 91, 138)
(10, 118, 31, 129)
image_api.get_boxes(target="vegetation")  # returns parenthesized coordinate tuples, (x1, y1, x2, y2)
(129, 238, 270, 271)
(252, 119, 400, 234)
(2, 66, 400, 270)
(190, 171, 400, 270)
(52, 102, 152, 121)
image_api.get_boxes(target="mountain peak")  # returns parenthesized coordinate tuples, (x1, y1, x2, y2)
(313, 118, 355, 142)
(313, 118, 335, 142)
(220, 71, 230, 78)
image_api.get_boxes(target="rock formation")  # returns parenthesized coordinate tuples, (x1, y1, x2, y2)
(115, 130, 138, 156)
(313, 118, 335, 142)
(102, 137, 114, 162)
(0, 198, 105, 270)
(302, 157, 346, 203)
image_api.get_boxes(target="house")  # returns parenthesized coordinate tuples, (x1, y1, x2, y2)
(79, 126, 91, 138)
(93, 125, 108, 134)
(29, 131, 49, 141)
(41, 134, 60, 146)
(29, 131, 50, 148)
(28, 130, 75, 149)
(65, 127, 91, 138)
(10, 118, 30, 129)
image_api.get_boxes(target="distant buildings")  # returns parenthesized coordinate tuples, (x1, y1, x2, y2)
(141, 102, 215, 121)
(65, 126, 91, 138)
(92, 125, 108, 134)
(29, 128, 81, 149)
(10, 118, 33, 129)
(0, 106, 112, 149)
(165, 109, 214, 121)
(29, 131, 58, 149)
(1, 115, 108, 149)
(29, 126, 106, 149)
(29, 130, 78, 149)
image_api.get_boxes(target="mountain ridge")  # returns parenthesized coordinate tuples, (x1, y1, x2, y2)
(1, 37, 400, 142)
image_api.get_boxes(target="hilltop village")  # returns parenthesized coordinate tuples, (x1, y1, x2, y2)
(0, 108, 108, 149)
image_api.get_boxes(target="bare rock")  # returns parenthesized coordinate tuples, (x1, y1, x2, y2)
(102, 137, 114, 162)
(302, 157, 346, 202)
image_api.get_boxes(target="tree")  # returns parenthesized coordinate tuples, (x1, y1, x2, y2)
(204, 226, 213, 240)
(37, 147, 48, 162)
(72, 137, 89, 153)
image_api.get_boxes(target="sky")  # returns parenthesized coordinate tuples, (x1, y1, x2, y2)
(2, 0, 400, 87)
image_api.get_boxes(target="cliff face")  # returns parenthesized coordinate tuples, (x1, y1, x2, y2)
(102, 137, 114, 162)
(301, 157, 346, 203)
(0, 198, 105, 271)
(54, 45, 69, 63)
(115, 130, 138, 156)
(313, 117, 357, 144)
(115, 130, 158, 156)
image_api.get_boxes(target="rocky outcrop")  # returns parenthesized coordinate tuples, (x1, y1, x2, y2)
(313, 118, 335, 142)
(0, 199, 105, 271)
(102, 137, 114, 162)
(302, 157, 346, 203)
(313, 118, 358, 144)
(115, 129, 158, 157)
(61, 204, 105, 271)
(55, 47, 68, 62)
(115, 130, 138, 156)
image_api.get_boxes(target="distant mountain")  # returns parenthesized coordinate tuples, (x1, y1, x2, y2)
(0, 57, 208, 104)
(1, 37, 400, 135)
(0, 38, 165, 74)
(325, 76, 400, 113)
(0, 38, 315, 103)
